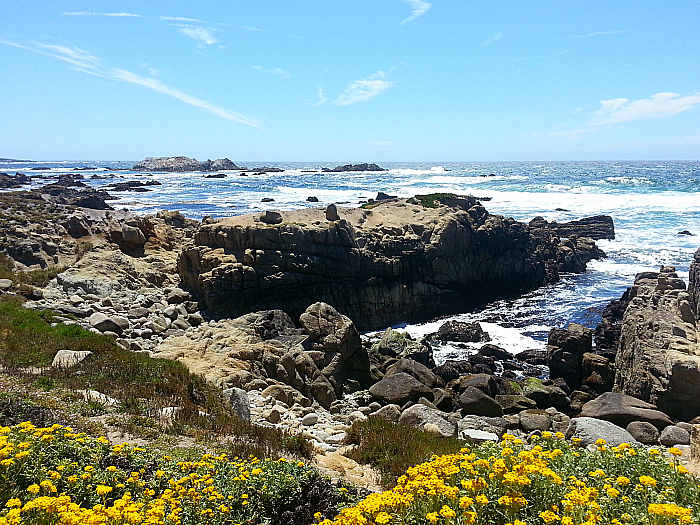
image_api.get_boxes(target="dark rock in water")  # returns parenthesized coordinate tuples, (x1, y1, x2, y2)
(369, 372, 434, 405)
(322, 163, 386, 173)
(580, 392, 672, 429)
(178, 198, 609, 331)
(546, 323, 592, 390)
(555, 208, 569, 212)
(33, 181, 114, 210)
(614, 266, 700, 420)
(514, 349, 547, 366)
(261, 198, 275, 203)
(306, 196, 319, 202)
(205, 173, 227, 178)
(678, 230, 693, 235)
(434, 320, 491, 343)
(133, 156, 243, 172)
(529, 215, 615, 241)
(0, 172, 31, 189)
(106, 180, 161, 192)
(247, 166, 284, 174)
(478, 344, 511, 361)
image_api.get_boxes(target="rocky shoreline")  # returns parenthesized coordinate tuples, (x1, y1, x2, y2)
(0, 183, 699, 473)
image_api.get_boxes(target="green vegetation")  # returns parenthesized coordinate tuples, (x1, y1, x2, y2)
(407, 193, 456, 208)
(343, 416, 464, 487)
(0, 297, 312, 458)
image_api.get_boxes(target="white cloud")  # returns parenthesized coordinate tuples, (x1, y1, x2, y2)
(570, 30, 630, 39)
(160, 16, 206, 23)
(179, 26, 220, 45)
(592, 92, 700, 126)
(333, 71, 393, 106)
(0, 39, 262, 129)
(551, 91, 700, 140)
(315, 87, 327, 106)
(252, 66, 291, 78)
(399, 0, 431, 24)
(33, 43, 100, 70)
(63, 12, 142, 17)
(239, 25, 266, 32)
(481, 32, 503, 46)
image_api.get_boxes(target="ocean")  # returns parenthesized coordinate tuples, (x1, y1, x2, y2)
(3, 159, 700, 363)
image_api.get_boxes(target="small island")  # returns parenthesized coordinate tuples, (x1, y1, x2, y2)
(132, 156, 244, 172)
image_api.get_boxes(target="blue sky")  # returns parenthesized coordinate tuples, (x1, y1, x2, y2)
(1, 1, 699, 161)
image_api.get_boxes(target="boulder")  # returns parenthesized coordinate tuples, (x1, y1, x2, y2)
(547, 323, 592, 390)
(459, 429, 499, 443)
(478, 344, 512, 361)
(579, 392, 673, 429)
(369, 372, 434, 405)
(614, 267, 700, 421)
(435, 321, 490, 343)
(260, 211, 282, 225)
(495, 395, 537, 414)
(519, 409, 552, 432)
(566, 417, 640, 447)
(398, 404, 458, 437)
(372, 328, 434, 368)
(224, 387, 251, 423)
(325, 204, 340, 221)
(626, 421, 660, 445)
(261, 384, 311, 407)
(581, 352, 615, 395)
(385, 358, 442, 388)
(520, 378, 570, 411)
(370, 404, 402, 422)
(458, 386, 503, 417)
(688, 247, 700, 320)
(659, 425, 691, 447)
(459, 373, 497, 397)
(458, 415, 510, 437)
(52, 350, 92, 368)
(433, 360, 473, 382)
(89, 312, 128, 335)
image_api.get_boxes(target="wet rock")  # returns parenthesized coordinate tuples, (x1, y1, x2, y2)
(434, 320, 491, 343)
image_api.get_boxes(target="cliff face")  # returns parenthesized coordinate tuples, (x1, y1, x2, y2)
(689, 246, 700, 320)
(614, 266, 700, 421)
(178, 197, 608, 331)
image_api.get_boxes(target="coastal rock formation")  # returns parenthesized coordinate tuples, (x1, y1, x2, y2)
(132, 157, 243, 172)
(614, 266, 700, 421)
(529, 215, 615, 241)
(0, 172, 30, 189)
(689, 246, 700, 319)
(178, 196, 609, 331)
(321, 163, 386, 172)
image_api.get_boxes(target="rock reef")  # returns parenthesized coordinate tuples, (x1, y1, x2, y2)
(178, 196, 609, 330)
(132, 157, 243, 172)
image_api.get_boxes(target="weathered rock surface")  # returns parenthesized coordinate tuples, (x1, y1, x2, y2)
(369, 372, 434, 405)
(133, 157, 243, 172)
(398, 404, 457, 437)
(614, 267, 700, 421)
(433, 320, 490, 343)
(547, 323, 592, 390)
(689, 246, 700, 320)
(579, 392, 673, 429)
(179, 197, 608, 331)
(321, 163, 386, 172)
(566, 417, 639, 447)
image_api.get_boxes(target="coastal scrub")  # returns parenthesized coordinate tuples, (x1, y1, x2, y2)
(322, 432, 700, 525)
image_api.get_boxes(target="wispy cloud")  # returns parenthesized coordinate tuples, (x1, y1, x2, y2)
(399, 0, 431, 24)
(333, 71, 393, 106)
(160, 16, 206, 23)
(177, 26, 220, 45)
(481, 32, 503, 46)
(570, 30, 630, 39)
(315, 87, 327, 106)
(63, 11, 142, 17)
(239, 25, 266, 32)
(252, 66, 291, 78)
(592, 92, 700, 126)
(513, 48, 575, 61)
(0, 39, 262, 129)
(551, 91, 700, 139)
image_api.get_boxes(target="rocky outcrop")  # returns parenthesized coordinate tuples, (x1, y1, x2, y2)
(689, 246, 700, 320)
(132, 157, 243, 172)
(0, 172, 30, 189)
(321, 163, 386, 172)
(152, 303, 370, 409)
(529, 215, 615, 241)
(614, 266, 700, 421)
(178, 197, 608, 331)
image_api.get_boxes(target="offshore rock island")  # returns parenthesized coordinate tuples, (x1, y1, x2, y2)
(178, 195, 611, 330)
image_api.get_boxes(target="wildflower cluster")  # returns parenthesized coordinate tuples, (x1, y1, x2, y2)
(0, 422, 354, 524)
(321, 432, 700, 525)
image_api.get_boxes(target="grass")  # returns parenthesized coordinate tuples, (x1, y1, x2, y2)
(343, 416, 464, 487)
(406, 193, 457, 208)
(0, 296, 312, 458)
